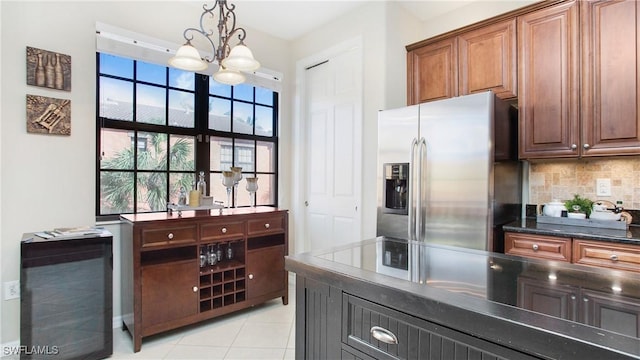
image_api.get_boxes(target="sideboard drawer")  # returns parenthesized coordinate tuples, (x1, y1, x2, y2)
(505, 232, 571, 262)
(573, 240, 640, 273)
(200, 221, 244, 241)
(248, 215, 285, 235)
(141, 225, 197, 248)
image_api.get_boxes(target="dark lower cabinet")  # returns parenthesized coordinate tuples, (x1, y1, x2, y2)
(20, 232, 113, 360)
(296, 275, 537, 360)
(518, 277, 640, 339)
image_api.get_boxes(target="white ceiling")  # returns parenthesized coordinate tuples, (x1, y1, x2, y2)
(186, 0, 482, 41)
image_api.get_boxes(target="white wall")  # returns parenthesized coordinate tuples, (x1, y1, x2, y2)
(0, 1, 291, 345)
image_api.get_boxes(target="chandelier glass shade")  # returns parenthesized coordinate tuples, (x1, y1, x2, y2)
(168, 1, 260, 85)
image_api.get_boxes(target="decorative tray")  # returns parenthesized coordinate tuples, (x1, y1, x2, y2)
(536, 215, 627, 230)
(167, 203, 224, 215)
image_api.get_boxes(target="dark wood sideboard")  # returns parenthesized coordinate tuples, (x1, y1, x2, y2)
(120, 207, 288, 352)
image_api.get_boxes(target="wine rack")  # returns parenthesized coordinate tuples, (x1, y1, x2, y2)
(198, 240, 246, 312)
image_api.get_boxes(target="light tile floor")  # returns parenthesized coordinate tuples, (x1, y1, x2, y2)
(112, 283, 296, 360)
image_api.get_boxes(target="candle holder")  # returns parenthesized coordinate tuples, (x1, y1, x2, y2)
(246, 177, 258, 207)
(231, 167, 243, 208)
(221, 171, 235, 208)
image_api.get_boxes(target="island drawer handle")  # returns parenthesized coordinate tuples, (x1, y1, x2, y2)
(370, 326, 398, 345)
(167, 233, 174, 240)
(221, 227, 227, 233)
(264, 223, 270, 229)
(532, 244, 539, 251)
(610, 254, 619, 262)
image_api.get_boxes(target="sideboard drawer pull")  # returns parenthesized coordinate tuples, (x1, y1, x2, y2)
(221, 227, 227, 234)
(370, 326, 398, 345)
(610, 254, 619, 262)
(167, 233, 174, 240)
(532, 244, 539, 251)
(264, 223, 270, 229)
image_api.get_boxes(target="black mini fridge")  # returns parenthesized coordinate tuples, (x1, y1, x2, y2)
(20, 230, 113, 360)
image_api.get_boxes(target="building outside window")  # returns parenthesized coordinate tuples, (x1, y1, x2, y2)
(97, 53, 278, 218)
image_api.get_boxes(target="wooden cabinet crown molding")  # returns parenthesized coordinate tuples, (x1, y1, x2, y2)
(406, 0, 568, 52)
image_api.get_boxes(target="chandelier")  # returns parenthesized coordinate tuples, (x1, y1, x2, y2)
(169, 1, 260, 85)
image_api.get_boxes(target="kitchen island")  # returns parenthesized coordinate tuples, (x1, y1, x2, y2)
(285, 237, 640, 359)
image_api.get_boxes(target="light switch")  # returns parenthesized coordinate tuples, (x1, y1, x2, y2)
(596, 178, 611, 197)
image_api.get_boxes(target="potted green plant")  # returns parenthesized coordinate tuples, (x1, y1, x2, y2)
(564, 194, 594, 218)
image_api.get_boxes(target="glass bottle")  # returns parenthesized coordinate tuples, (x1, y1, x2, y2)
(178, 186, 187, 206)
(197, 171, 207, 198)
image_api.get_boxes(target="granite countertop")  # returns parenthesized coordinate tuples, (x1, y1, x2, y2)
(503, 218, 640, 245)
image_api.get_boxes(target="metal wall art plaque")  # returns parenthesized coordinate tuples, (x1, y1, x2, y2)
(26, 46, 71, 91)
(26, 95, 71, 135)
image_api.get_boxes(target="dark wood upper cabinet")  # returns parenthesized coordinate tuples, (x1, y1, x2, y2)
(407, 37, 458, 105)
(518, 0, 580, 159)
(458, 19, 517, 100)
(581, 0, 640, 156)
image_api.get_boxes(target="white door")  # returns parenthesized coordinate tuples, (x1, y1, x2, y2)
(300, 41, 363, 253)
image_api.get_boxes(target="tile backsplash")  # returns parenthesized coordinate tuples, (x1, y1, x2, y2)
(528, 156, 640, 210)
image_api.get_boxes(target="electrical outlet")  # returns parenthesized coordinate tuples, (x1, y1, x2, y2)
(596, 178, 612, 197)
(4, 280, 19, 300)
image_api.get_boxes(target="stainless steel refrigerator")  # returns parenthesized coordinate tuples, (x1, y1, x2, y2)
(376, 91, 521, 252)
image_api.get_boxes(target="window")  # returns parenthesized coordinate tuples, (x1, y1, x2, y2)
(97, 53, 278, 218)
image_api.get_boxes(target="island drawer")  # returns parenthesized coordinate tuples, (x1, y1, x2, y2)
(342, 294, 537, 360)
(505, 232, 571, 262)
(573, 240, 640, 273)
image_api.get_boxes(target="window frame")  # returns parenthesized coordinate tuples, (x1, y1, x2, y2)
(96, 52, 279, 220)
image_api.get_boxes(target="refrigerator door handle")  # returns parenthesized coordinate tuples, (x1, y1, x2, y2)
(408, 138, 418, 240)
(417, 137, 427, 241)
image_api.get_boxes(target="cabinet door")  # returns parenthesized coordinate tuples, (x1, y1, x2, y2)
(581, 289, 640, 338)
(581, 0, 640, 156)
(458, 19, 517, 99)
(517, 277, 578, 321)
(518, 1, 580, 159)
(246, 245, 285, 299)
(141, 260, 198, 328)
(407, 37, 458, 105)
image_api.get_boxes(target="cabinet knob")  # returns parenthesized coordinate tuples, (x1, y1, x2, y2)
(192, 286, 198, 292)
(167, 233, 174, 240)
(571, 295, 576, 300)
(264, 223, 270, 229)
(248, 274, 254, 280)
(221, 227, 227, 233)
(571, 144, 577, 150)
(583, 143, 590, 149)
(583, 297, 589, 303)
(370, 326, 398, 345)
(610, 254, 619, 262)
(532, 244, 539, 251)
